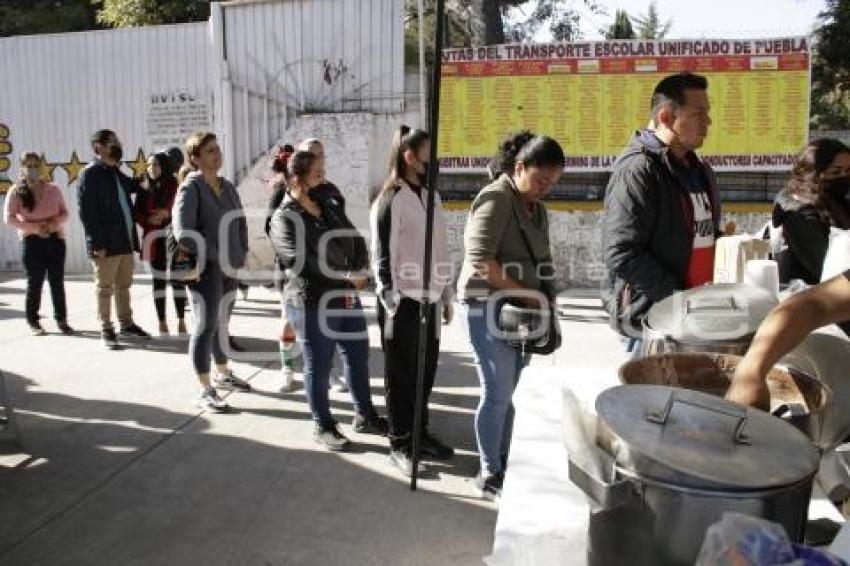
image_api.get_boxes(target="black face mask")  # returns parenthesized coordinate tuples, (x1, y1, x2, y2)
(107, 144, 123, 162)
(824, 176, 850, 199)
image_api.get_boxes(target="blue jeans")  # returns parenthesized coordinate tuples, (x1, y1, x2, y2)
(285, 299, 377, 428)
(462, 300, 530, 476)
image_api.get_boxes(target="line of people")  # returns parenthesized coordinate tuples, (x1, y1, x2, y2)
(262, 126, 564, 493)
(10, 69, 845, 499)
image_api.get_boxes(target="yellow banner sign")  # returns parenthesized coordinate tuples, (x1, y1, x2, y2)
(438, 38, 810, 172)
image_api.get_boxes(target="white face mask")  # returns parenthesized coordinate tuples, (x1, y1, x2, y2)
(25, 167, 40, 181)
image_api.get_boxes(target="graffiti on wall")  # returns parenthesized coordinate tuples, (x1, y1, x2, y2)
(0, 124, 11, 193)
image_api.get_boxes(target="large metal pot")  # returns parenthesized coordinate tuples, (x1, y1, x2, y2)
(642, 284, 778, 356)
(569, 385, 820, 566)
(619, 353, 833, 450)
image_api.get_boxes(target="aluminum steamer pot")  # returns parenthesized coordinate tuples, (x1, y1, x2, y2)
(642, 284, 778, 356)
(568, 385, 819, 566)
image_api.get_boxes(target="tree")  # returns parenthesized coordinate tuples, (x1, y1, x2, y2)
(811, 0, 850, 130)
(605, 9, 635, 40)
(404, 0, 602, 62)
(632, 1, 672, 40)
(95, 0, 210, 28)
(0, 1, 99, 37)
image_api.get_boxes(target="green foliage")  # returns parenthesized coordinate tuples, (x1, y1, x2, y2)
(632, 1, 672, 40)
(811, 0, 850, 130)
(605, 9, 635, 40)
(94, 0, 210, 28)
(0, 1, 99, 37)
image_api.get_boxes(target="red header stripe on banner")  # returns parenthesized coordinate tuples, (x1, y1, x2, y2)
(442, 54, 809, 77)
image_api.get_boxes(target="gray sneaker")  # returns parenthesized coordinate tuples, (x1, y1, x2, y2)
(213, 369, 252, 392)
(197, 388, 229, 413)
(314, 424, 351, 452)
(279, 366, 297, 393)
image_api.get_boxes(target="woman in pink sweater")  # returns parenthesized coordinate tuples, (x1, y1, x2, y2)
(3, 152, 73, 335)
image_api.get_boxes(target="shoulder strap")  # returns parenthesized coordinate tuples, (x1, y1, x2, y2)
(506, 186, 555, 297)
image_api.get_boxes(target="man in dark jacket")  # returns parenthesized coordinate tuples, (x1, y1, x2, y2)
(603, 72, 721, 342)
(78, 129, 150, 349)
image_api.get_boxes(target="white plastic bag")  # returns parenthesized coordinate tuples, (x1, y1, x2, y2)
(696, 513, 846, 566)
(714, 235, 771, 284)
(822, 227, 850, 282)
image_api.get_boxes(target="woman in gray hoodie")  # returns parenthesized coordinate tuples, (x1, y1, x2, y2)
(172, 132, 250, 413)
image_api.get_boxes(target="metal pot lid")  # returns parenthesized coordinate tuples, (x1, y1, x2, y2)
(646, 284, 778, 343)
(596, 385, 819, 491)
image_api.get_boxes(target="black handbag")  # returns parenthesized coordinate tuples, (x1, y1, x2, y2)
(166, 184, 201, 282)
(497, 195, 562, 356)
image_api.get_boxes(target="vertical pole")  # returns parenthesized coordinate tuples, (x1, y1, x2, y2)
(211, 2, 236, 183)
(410, 0, 445, 492)
(418, 0, 427, 128)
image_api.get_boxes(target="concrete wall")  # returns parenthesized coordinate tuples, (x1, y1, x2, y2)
(238, 112, 773, 290)
(444, 206, 771, 290)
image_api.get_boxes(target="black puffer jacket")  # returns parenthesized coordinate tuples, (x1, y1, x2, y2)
(773, 189, 838, 285)
(602, 130, 721, 336)
(268, 189, 367, 306)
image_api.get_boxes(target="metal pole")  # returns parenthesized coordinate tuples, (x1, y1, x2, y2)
(417, 0, 427, 128)
(410, 0, 445, 491)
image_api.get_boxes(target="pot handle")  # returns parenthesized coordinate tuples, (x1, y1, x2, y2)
(568, 449, 639, 511)
(685, 295, 741, 314)
(645, 390, 751, 445)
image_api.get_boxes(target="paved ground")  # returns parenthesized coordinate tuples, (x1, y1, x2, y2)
(0, 272, 623, 566)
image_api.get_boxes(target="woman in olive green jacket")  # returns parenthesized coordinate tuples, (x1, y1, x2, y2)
(457, 131, 566, 499)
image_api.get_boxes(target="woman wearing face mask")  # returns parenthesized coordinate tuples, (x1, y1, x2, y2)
(773, 138, 850, 335)
(774, 139, 850, 283)
(134, 151, 187, 335)
(457, 131, 565, 499)
(371, 126, 454, 476)
(269, 150, 387, 451)
(3, 152, 72, 335)
(172, 132, 251, 413)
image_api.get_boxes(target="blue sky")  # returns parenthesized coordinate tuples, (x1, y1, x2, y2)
(510, 0, 827, 40)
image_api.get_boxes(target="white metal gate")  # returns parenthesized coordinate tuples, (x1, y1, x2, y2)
(0, 0, 404, 273)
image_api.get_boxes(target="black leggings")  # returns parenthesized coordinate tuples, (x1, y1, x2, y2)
(149, 250, 187, 322)
(23, 234, 67, 325)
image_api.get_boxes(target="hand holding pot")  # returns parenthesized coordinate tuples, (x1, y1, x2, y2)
(725, 374, 770, 411)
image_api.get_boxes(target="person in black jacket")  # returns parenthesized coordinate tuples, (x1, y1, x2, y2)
(773, 138, 850, 336)
(78, 129, 151, 350)
(603, 73, 721, 346)
(773, 138, 850, 285)
(269, 150, 387, 451)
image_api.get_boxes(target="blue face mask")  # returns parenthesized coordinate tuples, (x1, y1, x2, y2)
(25, 167, 40, 181)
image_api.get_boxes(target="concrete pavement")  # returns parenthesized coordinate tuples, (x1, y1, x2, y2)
(0, 272, 624, 566)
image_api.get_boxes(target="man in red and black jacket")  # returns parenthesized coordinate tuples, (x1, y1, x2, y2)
(602, 72, 721, 342)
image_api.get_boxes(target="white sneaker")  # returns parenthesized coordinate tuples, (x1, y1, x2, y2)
(279, 367, 297, 393)
(197, 388, 229, 413)
(329, 373, 348, 393)
(213, 369, 252, 392)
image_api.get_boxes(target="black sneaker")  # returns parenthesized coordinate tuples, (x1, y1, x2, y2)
(352, 413, 389, 436)
(314, 424, 351, 452)
(119, 323, 151, 339)
(57, 321, 75, 335)
(420, 431, 455, 460)
(389, 448, 422, 477)
(102, 329, 120, 350)
(474, 471, 504, 501)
